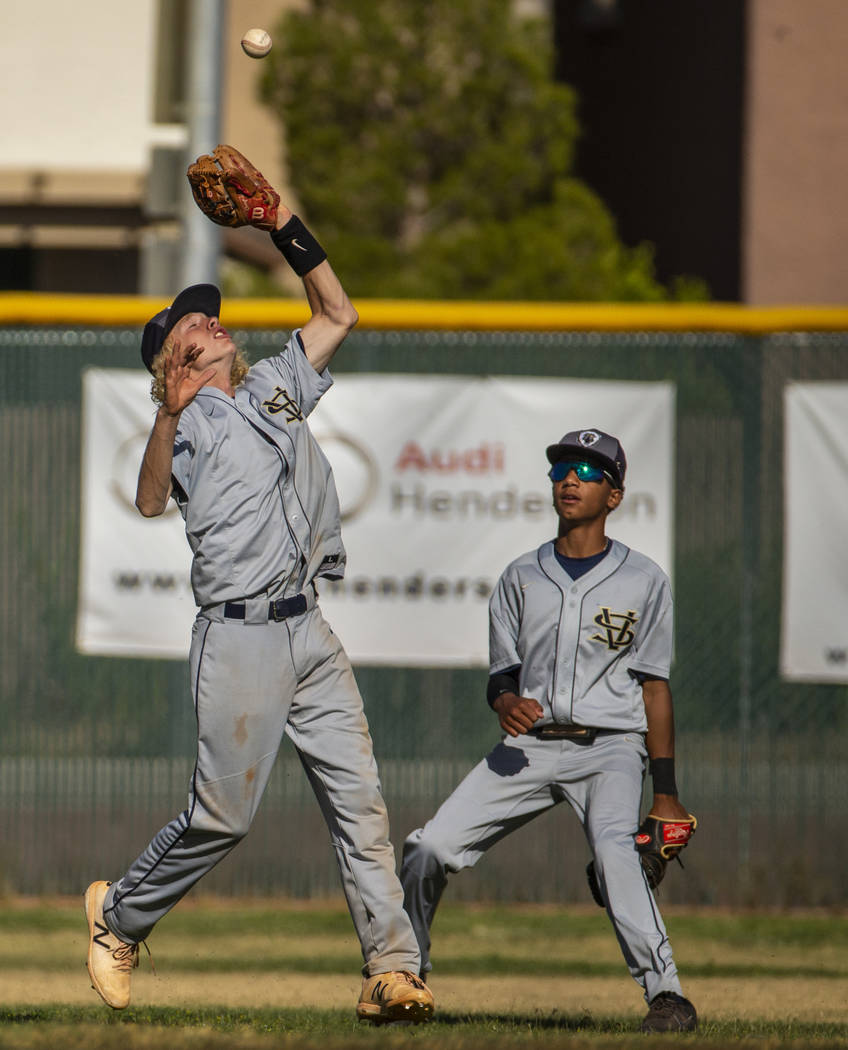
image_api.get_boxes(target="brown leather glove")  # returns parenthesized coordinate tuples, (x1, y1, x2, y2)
(187, 144, 280, 231)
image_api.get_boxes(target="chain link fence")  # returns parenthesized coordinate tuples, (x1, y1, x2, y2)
(1, 322, 846, 907)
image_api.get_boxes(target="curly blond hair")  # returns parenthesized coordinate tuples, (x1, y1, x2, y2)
(149, 335, 250, 405)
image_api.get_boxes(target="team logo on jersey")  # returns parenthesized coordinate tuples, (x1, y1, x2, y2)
(591, 607, 638, 650)
(263, 386, 304, 422)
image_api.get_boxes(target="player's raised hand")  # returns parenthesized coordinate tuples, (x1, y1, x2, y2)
(162, 340, 216, 417)
(493, 693, 544, 737)
(649, 793, 693, 822)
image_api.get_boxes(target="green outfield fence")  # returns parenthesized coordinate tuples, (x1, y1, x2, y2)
(1, 296, 848, 909)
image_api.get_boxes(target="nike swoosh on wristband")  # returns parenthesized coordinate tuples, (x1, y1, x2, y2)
(291, 238, 308, 252)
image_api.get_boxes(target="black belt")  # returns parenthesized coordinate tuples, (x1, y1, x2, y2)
(224, 593, 308, 622)
(531, 724, 631, 744)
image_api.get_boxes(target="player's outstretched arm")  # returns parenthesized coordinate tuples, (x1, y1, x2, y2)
(136, 341, 213, 517)
(642, 678, 691, 820)
(186, 143, 358, 373)
(136, 412, 180, 517)
(298, 258, 359, 374)
(270, 204, 358, 374)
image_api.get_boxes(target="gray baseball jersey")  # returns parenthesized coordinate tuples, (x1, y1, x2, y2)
(401, 537, 684, 1003)
(170, 332, 346, 607)
(489, 538, 673, 730)
(102, 333, 420, 979)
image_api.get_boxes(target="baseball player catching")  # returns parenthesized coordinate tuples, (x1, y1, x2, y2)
(400, 428, 697, 1033)
(83, 146, 433, 1025)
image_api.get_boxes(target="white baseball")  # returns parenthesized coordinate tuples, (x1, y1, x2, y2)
(241, 28, 272, 59)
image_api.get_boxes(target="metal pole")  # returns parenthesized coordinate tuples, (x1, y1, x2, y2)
(181, 0, 225, 288)
(736, 338, 763, 904)
(738, 566, 753, 898)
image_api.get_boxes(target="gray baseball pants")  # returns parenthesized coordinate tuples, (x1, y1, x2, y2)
(103, 601, 420, 977)
(400, 731, 682, 1002)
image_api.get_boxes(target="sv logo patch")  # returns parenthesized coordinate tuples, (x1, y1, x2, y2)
(590, 607, 639, 651)
(263, 386, 304, 422)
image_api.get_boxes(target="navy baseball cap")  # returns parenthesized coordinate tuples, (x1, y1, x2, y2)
(140, 283, 221, 373)
(546, 428, 627, 488)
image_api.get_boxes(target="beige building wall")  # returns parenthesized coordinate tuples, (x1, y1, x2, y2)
(744, 0, 848, 304)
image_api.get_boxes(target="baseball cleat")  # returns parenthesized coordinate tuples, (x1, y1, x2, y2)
(84, 880, 139, 1009)
(356, 969, 435, 1024)
(640, 991, 698, 1032)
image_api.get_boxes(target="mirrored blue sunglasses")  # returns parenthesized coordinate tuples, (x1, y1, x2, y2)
(548, 460, 607, 484)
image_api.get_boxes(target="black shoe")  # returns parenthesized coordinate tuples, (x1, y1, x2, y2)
(641, 991, 698, 1032)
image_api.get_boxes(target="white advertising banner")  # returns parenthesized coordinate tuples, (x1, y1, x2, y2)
(77, 369, 674, 665)
(781, 382, 848, 681)
(77, 369, 197, 657)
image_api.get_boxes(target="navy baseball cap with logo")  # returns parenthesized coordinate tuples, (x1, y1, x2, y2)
(546, 428, 627, 488)
(140, 283, 221, 374)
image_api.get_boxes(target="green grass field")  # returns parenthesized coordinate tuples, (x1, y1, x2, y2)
(1, 898, 846, 1049)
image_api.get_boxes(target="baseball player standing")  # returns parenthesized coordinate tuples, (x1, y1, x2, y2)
(83, 150, 433, 1025)
(400, 429, 696, 1032)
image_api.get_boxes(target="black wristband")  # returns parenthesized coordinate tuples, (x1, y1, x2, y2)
(649, 757, 678, 796)
(486, 672, 519, 710)
(270, 215, 327, 276)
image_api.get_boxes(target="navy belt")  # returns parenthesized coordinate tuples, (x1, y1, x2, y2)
(224, 593, 308, 622)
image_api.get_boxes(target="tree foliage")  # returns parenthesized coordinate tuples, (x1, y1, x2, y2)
(261, 0, 707, 301)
